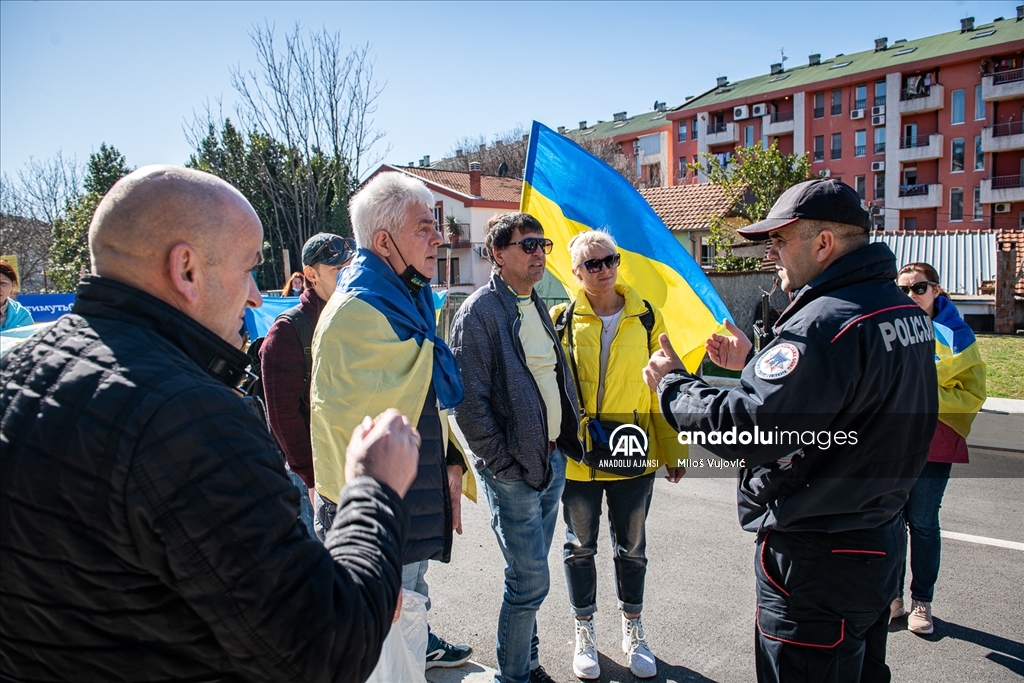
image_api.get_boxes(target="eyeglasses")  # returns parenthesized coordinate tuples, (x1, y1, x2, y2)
(580, 253, 621, 273)
(897, 281, 937, 296)
(311, 237, 355, 264)
(507, 237, 554, 254)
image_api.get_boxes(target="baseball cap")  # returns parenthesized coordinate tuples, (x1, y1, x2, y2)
(737, 179, 871, 240)
(301, 233, 356, 267)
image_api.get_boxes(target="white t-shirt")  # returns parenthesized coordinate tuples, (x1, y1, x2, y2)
(595, 309, 623, 413)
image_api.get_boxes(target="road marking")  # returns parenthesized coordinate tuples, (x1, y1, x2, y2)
(942, 530, 1024, 551)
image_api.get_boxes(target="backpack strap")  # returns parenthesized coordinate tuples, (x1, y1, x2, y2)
(276, 306, 315, 412)
(639, 299, 655, 348)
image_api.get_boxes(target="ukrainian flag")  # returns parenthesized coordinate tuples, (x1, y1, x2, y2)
(521, 121, 731, 371)
(931, 296, 986, 438)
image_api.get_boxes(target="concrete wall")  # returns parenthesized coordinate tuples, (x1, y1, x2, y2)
(706, 270, 789, 340)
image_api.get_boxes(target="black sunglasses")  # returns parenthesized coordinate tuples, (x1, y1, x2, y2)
(507, 237, 554, 254)
(312, 237, 356, 263)
(581, 253, 621, 273)
(898, 281, 937, 296)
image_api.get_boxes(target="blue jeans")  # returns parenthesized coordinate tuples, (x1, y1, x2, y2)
(478, 449, 566, 683)
(562, 475, 654, 617)
(899, 461, 952, 603)
(289, 470, 315, 538)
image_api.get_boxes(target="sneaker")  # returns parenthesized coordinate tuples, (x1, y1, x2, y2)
(889, 597, 906, 623)
(572, 618, 600, 680)
(425, 632, 473, 669)
(907, 600, 934, 635)
(530, 664, 558, 683)
(621, 614, 657, 679)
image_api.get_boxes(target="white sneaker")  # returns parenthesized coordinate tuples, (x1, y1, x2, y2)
(889, 596, 906, 623)
(572, 617, 600, 679)
(621, 614, 657, 679)
(908, 600, 934, 635)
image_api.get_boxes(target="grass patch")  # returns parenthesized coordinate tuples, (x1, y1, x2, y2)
(975, 333, 1024, 400)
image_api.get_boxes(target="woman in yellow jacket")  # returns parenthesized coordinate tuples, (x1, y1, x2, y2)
(550, 231, 685, 680)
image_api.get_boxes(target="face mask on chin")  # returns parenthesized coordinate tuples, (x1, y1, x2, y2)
(388, 235, 430, 295)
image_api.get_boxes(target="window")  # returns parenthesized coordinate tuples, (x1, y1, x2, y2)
(436, 257, 461, 285)
(855, 84, 867, 110)
(831, 89, 842, 115)
(950, 188, 964, 221)
(744, 124, 755, 148)
(813, 92, 825, 118)
(903, 167, 918, 186)
(951, 138, 965, 172)
(678, 157, 688, 179)
(692, 117, 699, 140)
(813, 135, 825, 162)
(855, 130, 866, 157)
(974, 136, 984, 171)
(874, 127, 886, 154)
(637, 133, 661, 156)
(973, 186, 983, 220)
(855, 175, 866, 199)
(975, 85, 986, 120)
(831, 132, 842, 160)
(700, 236, 715, 267)
(904, 216, 917, 230)
(678, 120, 687, 142)
(875, 80, 887, 106)
(874, 172, 885, 200)
(951, 89, 965, 124)
(433, 202, 444, 228)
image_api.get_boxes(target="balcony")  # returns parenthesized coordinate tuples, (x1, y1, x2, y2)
(980, 175, 1024, 204)
(981, 68, 1024, 102)
(705, 121, 739, 146)
(874, 142, 886, 154)
(813, 107, 825, 119)
(892, 183, 943, 209)
(897, 133, 944, 162)
(898, 83, 944, 115)
(981, 120, 1024, 152)
(855, 145, 866, 157)
(854, 99, 867, 110)
(765, 110, 794, 136)
(874, 95, 887, 107)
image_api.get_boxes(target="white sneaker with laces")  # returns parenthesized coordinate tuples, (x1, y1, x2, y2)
(908, 600, 934, 635)
(572, 617, 600, 680)
(621, 614, 657, 679)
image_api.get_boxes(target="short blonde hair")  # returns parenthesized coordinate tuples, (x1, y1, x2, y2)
(568, 230, 617, 268)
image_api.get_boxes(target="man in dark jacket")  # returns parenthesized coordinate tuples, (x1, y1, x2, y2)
(450, 212, 584, 683)
(644, 179, 937, 683)
(0, 166, 418, 683)
(310, 171, 472, 670)
(262, 232, 354, 533)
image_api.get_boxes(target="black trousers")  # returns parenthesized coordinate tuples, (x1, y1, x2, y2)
(754, 516, 905, 683)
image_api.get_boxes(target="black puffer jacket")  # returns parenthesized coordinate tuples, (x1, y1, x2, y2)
(0, 276, 408, 683)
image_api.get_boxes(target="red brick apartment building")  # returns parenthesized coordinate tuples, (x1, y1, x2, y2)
(581, 11, 1024, 233)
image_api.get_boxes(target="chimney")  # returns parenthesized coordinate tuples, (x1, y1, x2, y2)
(522, 134, 529, 142)
(809, 53, 821, 66)
(961, 17, 974, 32)
(455, 149, 463, 158)
(557, 126, 566, 134)
(495, 140, 503, 147)
(417, 159, 424, 167)
(408, 162, 414, 167)
(613, 111, 627, 122)
(579, 120, 588, 130)
(653, 101, 667, 112)
(1018, 5, 1023, 20)
(479, 144, 486, 152)
(716, 76, 728, 88)
(874, 37, 887, 52)
(421, 155, 430, 167)
(468, 163, 482, 197)
(770, 63, 783, 75)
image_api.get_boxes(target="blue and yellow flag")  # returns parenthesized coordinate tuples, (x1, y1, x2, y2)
(931, 295, 986, 438)
(521, 121, 730, 371)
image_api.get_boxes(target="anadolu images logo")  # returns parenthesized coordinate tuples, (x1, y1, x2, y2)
(610, 424, 649, 458)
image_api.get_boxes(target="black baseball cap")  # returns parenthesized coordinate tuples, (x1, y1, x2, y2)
(737, 179, 871, 240)
(301, 233, 356, 267)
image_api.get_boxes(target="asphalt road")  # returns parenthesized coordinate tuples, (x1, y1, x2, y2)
(424, 445, 1024, 683)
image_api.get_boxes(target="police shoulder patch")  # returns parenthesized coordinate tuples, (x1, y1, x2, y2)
(755, 342, 800, 380)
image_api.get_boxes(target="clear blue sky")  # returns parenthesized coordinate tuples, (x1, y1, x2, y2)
(1, 1, 1018, 180)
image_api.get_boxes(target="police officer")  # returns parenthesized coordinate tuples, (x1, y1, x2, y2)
(644, 179, 937, 683)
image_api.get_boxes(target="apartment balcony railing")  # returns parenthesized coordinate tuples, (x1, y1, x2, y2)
(704, 121, 739, 146)
(897, 83, 944, 114)
(813, 107, 825, 118)
(831, 103, 842, 115)
(765, 110, 795, 136)
(993, 68, 1024, 85)
(854, 99, 867, 110)
(900, 136, 932, 149)
(813, 150, 824, 162)
(874, 95, 887, 107)
(830, 147, 842, 160)
(899, 184, 929, 197)
(981, 121, 1024, 153)
(855, 145, 866, 157)
(980, 175, 1024, 203)
(981, 69, 1024, 101)
(892, 182, 943, 209)
(771, 110, 794, 122)
(874, 142, 886, 154)
(993, 120, 1024, 137)
(897, 133, 944, 162)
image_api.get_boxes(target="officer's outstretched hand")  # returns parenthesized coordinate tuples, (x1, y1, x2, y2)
(345, 409, 419, 498)
(644, 333, 685, 391)
(706, 318, 753, 371)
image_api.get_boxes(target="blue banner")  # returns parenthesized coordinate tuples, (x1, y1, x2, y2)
(16, 294, 76, 323)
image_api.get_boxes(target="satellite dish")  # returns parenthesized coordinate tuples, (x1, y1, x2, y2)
(497, 162, 508, 177)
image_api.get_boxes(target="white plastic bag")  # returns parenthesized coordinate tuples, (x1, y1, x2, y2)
(366, 589, 428, 683)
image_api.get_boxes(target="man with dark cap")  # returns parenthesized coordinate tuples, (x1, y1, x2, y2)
(644, 179, 937, 682)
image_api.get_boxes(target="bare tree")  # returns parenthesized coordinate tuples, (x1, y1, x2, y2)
(436, 125, 530, 177)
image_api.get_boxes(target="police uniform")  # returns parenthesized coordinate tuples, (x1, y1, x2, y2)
(657, 180, 937, 682)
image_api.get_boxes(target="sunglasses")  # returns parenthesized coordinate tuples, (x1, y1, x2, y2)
(507, 237, 554, 254)
(312, 237, 356, 264)
(581, 253, 621, 273)
(898, 281, 937, 295)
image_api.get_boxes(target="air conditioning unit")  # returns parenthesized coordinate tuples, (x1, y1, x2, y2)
(872, 115, 886, 126)
(821, 169, 832, 178)
(871, 161, 885, 172)
(733, 105, 749, 120)
(851, 109, 866, 120)
(994, 203, 1012, 214)
(473, 245, 490, 259)
(751, 103, 768, 117)
(871, 105, 885, 117)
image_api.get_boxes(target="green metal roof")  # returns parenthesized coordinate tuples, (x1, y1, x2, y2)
(570, 109, 674, 142)
(678, 20, 1024, 111)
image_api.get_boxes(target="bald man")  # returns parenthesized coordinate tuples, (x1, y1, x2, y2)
(0, 166, 418, 683)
